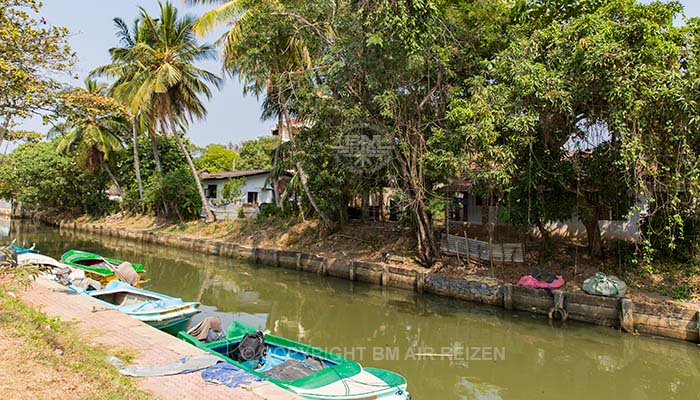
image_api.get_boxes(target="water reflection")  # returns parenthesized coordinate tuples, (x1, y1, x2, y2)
(5, 219, 700, 400)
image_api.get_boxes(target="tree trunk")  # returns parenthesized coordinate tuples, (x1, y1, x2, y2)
(275, 81, 332, 229)
(271, 116, 282, 208)
(581, 205, 603, 257)
(414, 199, 437, 266)
(296, 160, 332, 228)
(535, 218, 553, 253)
(0, 114, 10, 150)
(150, 132, 162, 174)
(361, 190, 370, 222)
(102, 161, 122, 195)
(170, 120, 216, 223)
(132, 119, 143, 200)
(394, 132, 438, 267)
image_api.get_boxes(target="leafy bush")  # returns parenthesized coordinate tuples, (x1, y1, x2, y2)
(125, 169, 201, 220)
(0, 141, 110, 215)
(256, 203, 282, 221)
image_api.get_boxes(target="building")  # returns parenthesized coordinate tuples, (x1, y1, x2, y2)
(439, 174, 643, 243)
(271, 118, 308, 143)
(200, 169, 284, 220)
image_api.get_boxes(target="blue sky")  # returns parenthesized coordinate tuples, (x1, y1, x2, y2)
(14, 0, 700, 149)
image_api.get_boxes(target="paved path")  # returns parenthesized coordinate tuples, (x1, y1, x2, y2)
(19, 278, 300, 400)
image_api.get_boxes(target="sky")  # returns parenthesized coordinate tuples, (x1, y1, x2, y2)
(12, 0, 700, 150)
(18, 0, 276, 149)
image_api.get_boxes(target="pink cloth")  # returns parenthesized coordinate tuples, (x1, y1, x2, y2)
(517, 275, 565, 289)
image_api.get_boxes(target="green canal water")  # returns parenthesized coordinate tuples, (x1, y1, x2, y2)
(3, 219, 700, 399)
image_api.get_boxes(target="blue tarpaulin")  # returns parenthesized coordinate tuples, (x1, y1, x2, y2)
(201, 362, 263, 388)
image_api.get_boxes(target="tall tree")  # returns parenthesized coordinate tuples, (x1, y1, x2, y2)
(115, 2, 222, 222)
(0, 0, 74, 148)
(50, 79, 129, 193)
(91, 17, 152, 200)
(191, 0, 334, 227)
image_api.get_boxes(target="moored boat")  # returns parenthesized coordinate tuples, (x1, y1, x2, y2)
(7, 239, 38, 254)
(179, 320, 410, 399)
(61, 249, 145, 287)
(71, 280, 201, 335)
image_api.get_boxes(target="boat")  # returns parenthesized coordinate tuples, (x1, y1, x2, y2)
(179, 320, 410, 399)
(7, 239, 38, 254)
(71, 280, 200, 335)
(61, 249, 145, 287)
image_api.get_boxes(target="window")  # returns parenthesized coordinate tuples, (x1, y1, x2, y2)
(207, 184, 217, 199)
(247, 192, 259, 204)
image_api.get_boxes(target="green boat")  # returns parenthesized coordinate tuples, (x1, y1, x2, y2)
(61, 249, 145, 287)
(179, 321, 410, 399)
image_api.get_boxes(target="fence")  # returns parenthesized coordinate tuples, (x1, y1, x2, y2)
(440, 233, 525, 263)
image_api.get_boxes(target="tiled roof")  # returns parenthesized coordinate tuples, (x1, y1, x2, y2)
(200, 169, 272, 180)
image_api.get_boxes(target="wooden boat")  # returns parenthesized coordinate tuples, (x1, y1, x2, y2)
(61, 249, 145, 287)
(179, 321, 410, 399)
(71, 281, 200, 335)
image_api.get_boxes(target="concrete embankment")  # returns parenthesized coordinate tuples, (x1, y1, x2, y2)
(44, 216, 700, 345)
(20, 277, 299, 400)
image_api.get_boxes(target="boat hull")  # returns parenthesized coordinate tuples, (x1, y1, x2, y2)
(71, 281, 200, 335)
(61, 250, 145, 288)
(179, 321, 410, 400)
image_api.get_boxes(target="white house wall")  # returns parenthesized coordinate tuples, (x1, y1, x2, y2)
(201, 174, 274, 219)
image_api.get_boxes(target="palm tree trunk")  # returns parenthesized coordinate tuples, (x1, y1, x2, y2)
(131, 119, 143, 200)
(271, 116, 282, 208)
(150, 132, 163, 174)
(102, 161, 122, 195)
(170, 119, 216, 223)
(276, 82, 332, 229)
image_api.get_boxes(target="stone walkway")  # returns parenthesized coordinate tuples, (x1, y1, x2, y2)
(19, 278, 299, 400)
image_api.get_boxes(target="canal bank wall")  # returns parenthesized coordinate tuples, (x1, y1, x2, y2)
(40, 215, 700, 345)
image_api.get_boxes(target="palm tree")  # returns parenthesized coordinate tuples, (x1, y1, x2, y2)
(52, 78, 128, 193)
(91, 17, 151, 200)
(116, 2, 223, 223)
(191, 0, 333, 228)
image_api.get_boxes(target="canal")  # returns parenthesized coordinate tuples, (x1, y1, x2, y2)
(4, 219, 700, 399)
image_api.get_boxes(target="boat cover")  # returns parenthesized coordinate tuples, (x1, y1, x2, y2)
(188, 316, 224, 342)
(107, 354, 221, 377)
(201, 362, 263, 388)
(582, 272, 627, 297)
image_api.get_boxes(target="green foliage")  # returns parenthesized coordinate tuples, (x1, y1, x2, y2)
(672, 284, 692, 302)
(236, 136, 278, 170)
(195, 144, 238, 172)
(0, 0, 75, 147)
(221, 177, 245, 203)
(0, 141, 110, 215)
(139, 169, 201, 220)
(256, 203, 283, 221)
(237, 207, 245, 219)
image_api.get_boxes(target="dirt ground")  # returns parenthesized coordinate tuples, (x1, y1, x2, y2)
(0, 333, 74, 400)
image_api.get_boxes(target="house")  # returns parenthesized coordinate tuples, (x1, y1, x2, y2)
(438, 174, 643, 243)
(271, 118, 308, 143)
(200, 169, 284, 219)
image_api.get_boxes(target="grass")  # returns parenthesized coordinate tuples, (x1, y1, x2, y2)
(0, 285, 151, 400)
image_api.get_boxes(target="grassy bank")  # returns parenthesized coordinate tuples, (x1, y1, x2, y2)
(0, 280, 150, 400)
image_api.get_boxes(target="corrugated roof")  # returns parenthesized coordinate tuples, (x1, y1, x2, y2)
(200, 169, 272, 180)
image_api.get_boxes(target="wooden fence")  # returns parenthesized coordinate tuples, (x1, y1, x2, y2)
(440, 233, 525, 263)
